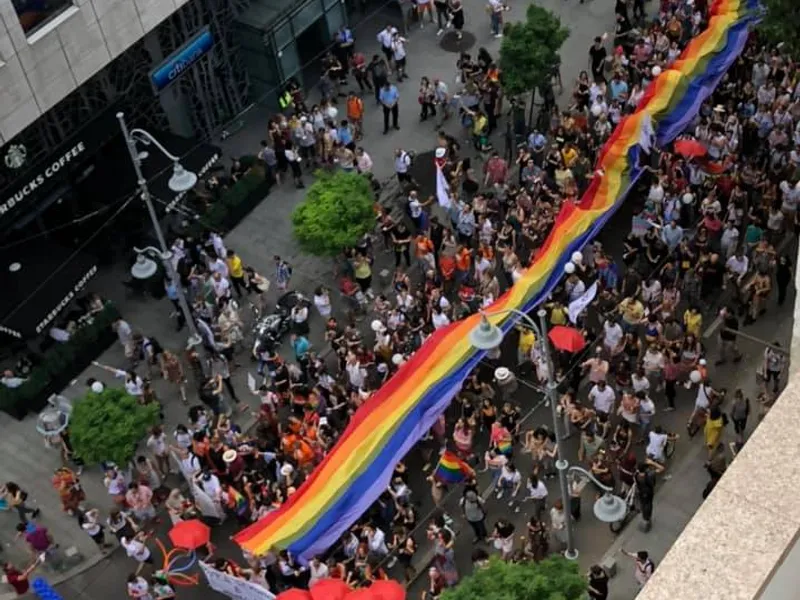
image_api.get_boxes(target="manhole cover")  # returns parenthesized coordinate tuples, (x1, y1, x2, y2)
(439, 30, 476, 53)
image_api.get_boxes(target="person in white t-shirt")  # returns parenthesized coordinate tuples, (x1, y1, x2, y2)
(589, 380, 616, 415)
(308, 556, 330, 586)
(126, 574, 152, 600)
(496, 462, 522, 500)
(520, 473, 548, 519)
(122, 532, 153, 573)
(603, 319, 624, 355)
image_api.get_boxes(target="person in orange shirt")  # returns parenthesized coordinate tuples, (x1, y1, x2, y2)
(455, 244, 472, 284)
(292, 439, 315, 470)
(347, 91, 364, 140)
(415, 233, 435, 272)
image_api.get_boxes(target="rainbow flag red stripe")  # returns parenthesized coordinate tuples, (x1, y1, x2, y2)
(234, 0, 761, 561)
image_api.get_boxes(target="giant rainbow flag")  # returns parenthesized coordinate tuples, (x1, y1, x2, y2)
(235, 0, 761, 560)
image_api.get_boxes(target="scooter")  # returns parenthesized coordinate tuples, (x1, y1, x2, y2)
(250, 291, 309, 355)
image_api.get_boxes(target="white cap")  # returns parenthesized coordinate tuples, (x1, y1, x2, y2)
(435, 147, 446, 158)
(495, 367, 512, 381)
(652, 65, 662, 77)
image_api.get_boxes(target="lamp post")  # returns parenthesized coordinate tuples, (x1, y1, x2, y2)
(117, 112, 202, 352)
(469, 307, 627, 558)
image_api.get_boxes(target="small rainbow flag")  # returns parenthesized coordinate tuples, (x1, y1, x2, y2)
(497, 439, 513, 456)
(433, 451, 475, 484)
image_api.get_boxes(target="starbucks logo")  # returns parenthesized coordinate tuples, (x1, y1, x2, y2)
(4, 144, 27, 170)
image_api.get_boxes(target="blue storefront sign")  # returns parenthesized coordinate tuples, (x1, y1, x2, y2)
(150, 26, 214, 92)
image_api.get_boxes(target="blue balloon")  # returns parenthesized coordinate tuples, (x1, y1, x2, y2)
(32, 578, 63, 600)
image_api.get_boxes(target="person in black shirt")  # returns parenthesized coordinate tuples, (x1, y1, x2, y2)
(634, 463, 656, 528)
(716, 306, 743, 365)
(589, 36, 608, 83)
(587, 565, 609, 600)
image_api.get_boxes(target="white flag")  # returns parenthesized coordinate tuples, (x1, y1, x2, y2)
(568, 281, 598, 324)
(436, 163, 452, 209)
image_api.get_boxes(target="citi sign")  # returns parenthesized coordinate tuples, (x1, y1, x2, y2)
(150, 27, 214, 92)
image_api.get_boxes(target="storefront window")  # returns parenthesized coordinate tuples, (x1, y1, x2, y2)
(13, 0, 74, 35)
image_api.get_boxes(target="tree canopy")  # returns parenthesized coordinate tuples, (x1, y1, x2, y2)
(292, 170, 376, 256)
(441, 557, 587, 600)
(499, 4, 570, 97)
(760, 0, 800, 57)
(69, 387, 160, 466)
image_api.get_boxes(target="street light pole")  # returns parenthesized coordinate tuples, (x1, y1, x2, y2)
(470, 307, 577, 559)
(116, 111, 203, 352)
(534, 309, 578, 560)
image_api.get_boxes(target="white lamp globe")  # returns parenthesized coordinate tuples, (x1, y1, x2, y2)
(571, 251, 583, 265)
(564, 262, 576, 275)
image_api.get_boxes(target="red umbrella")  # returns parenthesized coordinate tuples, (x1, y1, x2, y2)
(674, 138, 707, 158)
(277, 590, 313, 600)
(310, 579, 351, 600)
(369, 579, 406, 600)
(167, 519, 211, 550)
(343, 589, 375, 600)
(548, 326, 586, 353)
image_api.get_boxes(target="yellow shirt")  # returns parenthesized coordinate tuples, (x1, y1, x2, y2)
(518, 329, 536, 353)
(227, 255, 244, 279)
(620, 299, 644, 324)
(550, 306, 567, 326)
(473, 115, 487, 136)
(683, 311, 702, 337)
(354, 260, 371, 279)
(562, 147, 578, 167)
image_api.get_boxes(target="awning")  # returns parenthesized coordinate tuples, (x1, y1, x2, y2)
(0, 240, 98, 339)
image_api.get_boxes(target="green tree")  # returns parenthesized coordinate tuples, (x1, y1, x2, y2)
(499, 5, 570, 97)
(292, 170, 376, 256)
(441, 557, 587, 600)
(760, 0, 800, 57)
(69, 387, 160, 466)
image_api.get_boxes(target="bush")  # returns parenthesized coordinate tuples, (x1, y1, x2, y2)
(185, 159, 271, 239)
(0, 303, 121, 419)
(499, 5, 569, 97)
(292, 170, 375, 256)
(442, 557, 586, 600)
(69, 387, 160, 466)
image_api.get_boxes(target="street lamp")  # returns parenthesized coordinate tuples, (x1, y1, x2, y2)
(470, 306, 622, 559)
(130, 247, 202, 350)
(117, 111, 204, 355)
(567, 466, 628, 523)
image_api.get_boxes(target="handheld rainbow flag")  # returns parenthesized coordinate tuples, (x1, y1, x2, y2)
(496, 439, 513, 456)
(433, 451, 475, 484)
(234, 0, 761, 562)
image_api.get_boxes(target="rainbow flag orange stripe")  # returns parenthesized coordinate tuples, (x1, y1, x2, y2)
(234, 0, 760, 561)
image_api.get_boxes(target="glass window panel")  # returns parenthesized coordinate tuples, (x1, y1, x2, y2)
(325, 6, 345, 39)
(291, 0, 323, 35)
(273, 19, 293, 49)
(278, 43, 300, 81)
(14, 0, 74, 35)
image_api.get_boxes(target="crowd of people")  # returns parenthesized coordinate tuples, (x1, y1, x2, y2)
(2, 0, 797, 598)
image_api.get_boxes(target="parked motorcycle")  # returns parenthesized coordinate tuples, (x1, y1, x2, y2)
(251, 291, 308, 356)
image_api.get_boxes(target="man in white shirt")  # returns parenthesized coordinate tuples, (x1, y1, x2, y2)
(602, 319, 624, 355)
(394, 148, 412, 183)
(308, 556, 330, 586)
(645, 426, 669, 472)
(725, 250, 749, 288)
(209, 255, 229, 278)
(589, 380, 616, 416)
(376, 25, 398, 67)
(365, 524, 396, 567)
(122, 533, 153, 570)
(521, 474, 548, 518)
(211, 272, 231, 300)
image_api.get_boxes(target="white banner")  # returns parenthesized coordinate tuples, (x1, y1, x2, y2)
(199, 561, 276, 600)
(568, 281, 598, 324)
(435, 164, 451, 209)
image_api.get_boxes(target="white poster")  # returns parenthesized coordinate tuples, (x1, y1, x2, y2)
(568, 281, 598, 324)
(199, 561, 276, 600)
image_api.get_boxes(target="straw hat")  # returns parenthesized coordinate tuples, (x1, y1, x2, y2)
(223, 449, 237, 463)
